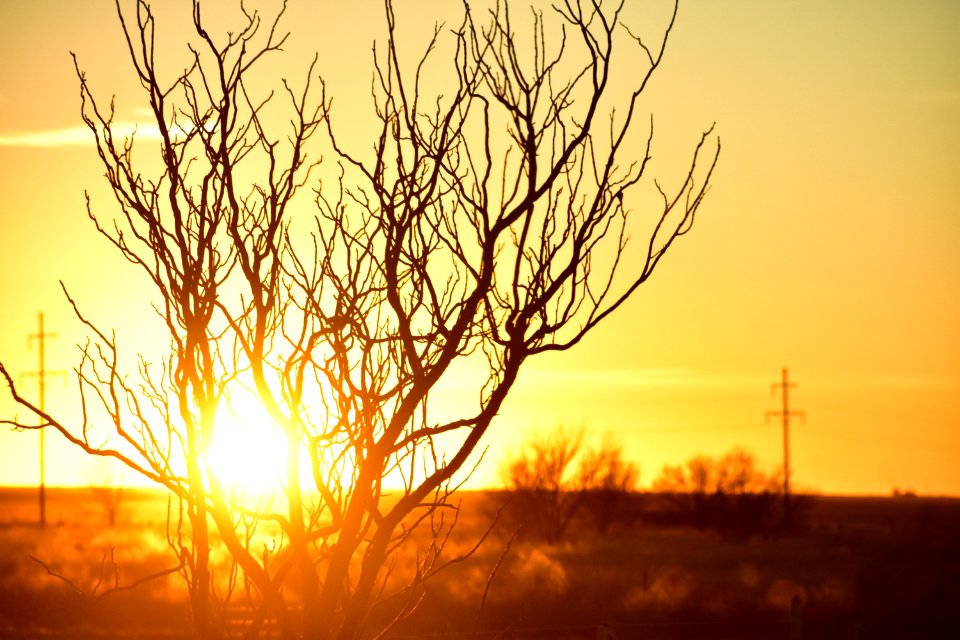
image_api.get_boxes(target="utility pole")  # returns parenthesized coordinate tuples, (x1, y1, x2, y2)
(767, 367, 805, 527)
(24, 312, 60, 526)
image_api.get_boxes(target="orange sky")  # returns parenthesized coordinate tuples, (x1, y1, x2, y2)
(1, 0, 958, 495)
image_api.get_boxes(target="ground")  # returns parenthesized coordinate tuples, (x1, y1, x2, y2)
(1, 488, 958, 639)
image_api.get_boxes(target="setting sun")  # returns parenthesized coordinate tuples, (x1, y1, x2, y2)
(205, 393, 289, 499)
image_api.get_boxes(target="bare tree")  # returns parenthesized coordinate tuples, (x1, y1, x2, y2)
(576, 435, 639, 534)
(501, 427, 585, 542)
(1, 0, 718, 638)
(501, 428, 639, 540)
(652, 448, 782, 536)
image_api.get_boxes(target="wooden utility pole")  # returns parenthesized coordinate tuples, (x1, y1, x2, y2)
(767, 367, 805, 527)
(24, 312, 59, 526)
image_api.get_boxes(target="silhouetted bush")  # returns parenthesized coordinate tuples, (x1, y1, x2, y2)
(652, 447, 782, 538)
(575, 437, 640, 534)
(499, 428, 639, 541)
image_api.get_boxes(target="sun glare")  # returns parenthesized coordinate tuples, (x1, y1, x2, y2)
(205, 393, 289, 499)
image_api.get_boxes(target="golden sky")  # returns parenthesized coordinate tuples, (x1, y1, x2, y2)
(1, 0, 958, 495)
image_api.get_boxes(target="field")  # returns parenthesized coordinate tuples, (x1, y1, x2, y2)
(1, 488, 958, 639)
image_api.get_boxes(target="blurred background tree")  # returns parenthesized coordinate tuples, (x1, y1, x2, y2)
(576, 435, 640, 535)
(652, 447, 782, 538)
(501, 427, 639, 541)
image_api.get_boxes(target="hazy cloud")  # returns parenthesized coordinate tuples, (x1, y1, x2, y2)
(522, 368, 767, 390)
(0, 119, 209, 148)
(522, 369, 960, 392)
(817, 374, 960, 391)
(0, 125, 98, 147)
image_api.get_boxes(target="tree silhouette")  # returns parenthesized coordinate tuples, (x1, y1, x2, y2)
(1, 0, 718, 638)
(502, 427, 585, 542)
(576, 435, 639, 534)
(501, 428, 638, 541)
(652, 448, 782, 537)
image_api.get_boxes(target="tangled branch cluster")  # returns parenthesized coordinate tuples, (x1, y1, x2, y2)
(1, 1, 718, 638)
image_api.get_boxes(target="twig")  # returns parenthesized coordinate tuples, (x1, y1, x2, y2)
(472, 525, 516, 637)
(30, 553, 183, 600)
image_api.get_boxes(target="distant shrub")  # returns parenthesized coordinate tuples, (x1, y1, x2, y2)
(575, 436, 639, 534)
(499, 428, 639, 542)
(652, 447, 782, 538)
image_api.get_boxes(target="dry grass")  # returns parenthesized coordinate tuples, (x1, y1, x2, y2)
(0, 488, 190, 638)
(1, 489, 958, 639)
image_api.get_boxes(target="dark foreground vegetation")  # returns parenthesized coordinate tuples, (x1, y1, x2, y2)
(1, 488, 957, 639)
